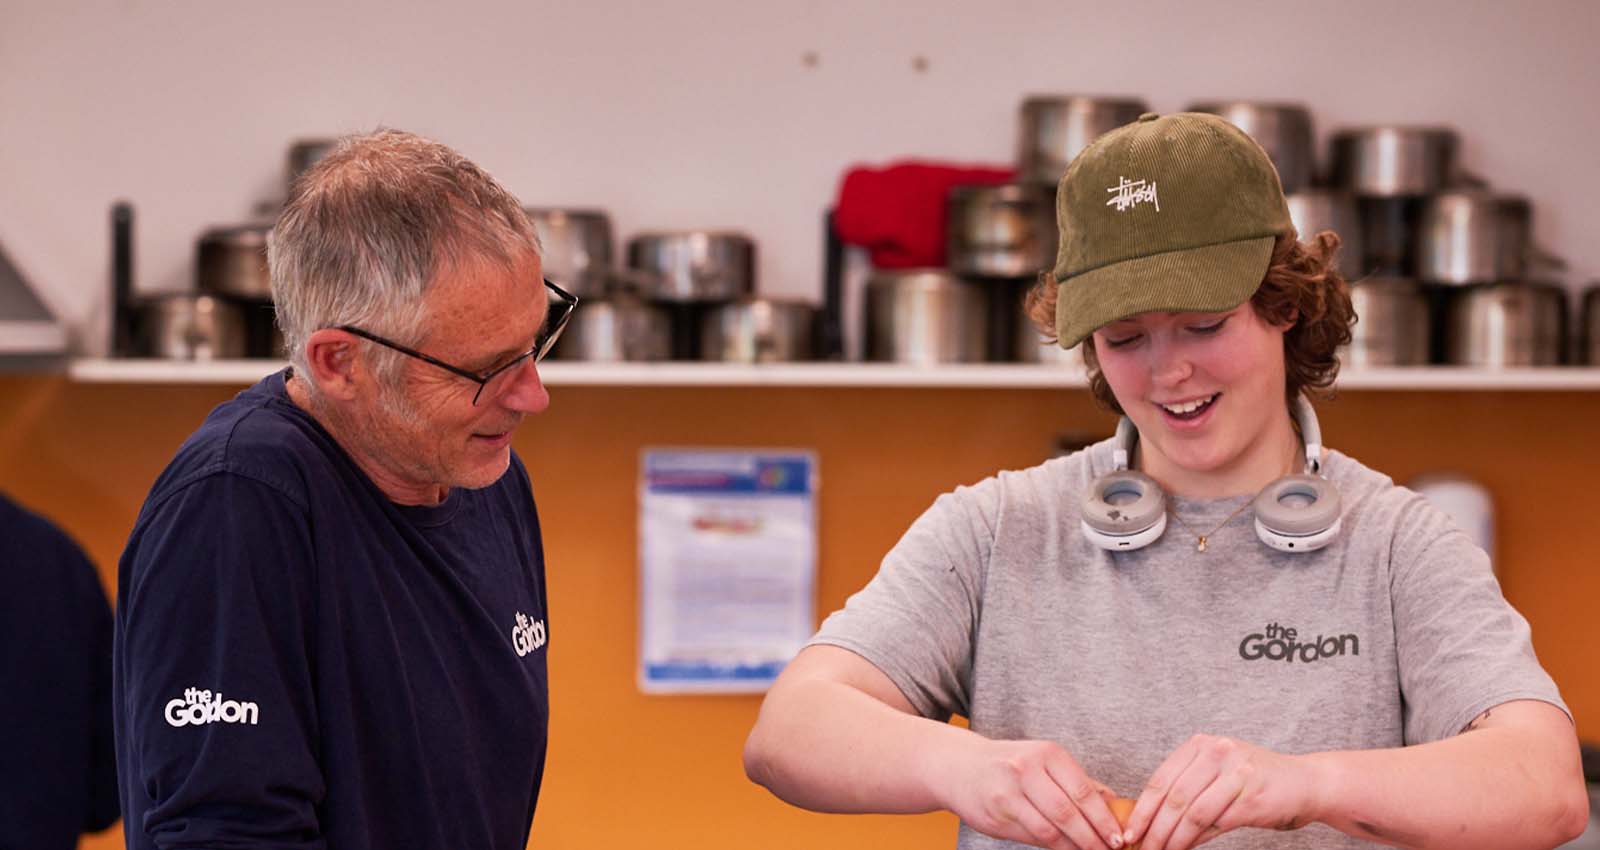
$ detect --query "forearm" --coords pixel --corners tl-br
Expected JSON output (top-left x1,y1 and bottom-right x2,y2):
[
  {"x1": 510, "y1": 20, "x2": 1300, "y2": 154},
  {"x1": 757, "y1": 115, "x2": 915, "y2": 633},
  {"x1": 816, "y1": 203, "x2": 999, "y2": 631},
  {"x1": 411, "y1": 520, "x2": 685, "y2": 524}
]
[
  {"x1": 743, "y1": 675, "x2": 976, "y2": 814},
  {"x1": 1305, "y1": 710, "x2": 1586, "y2": 849}
]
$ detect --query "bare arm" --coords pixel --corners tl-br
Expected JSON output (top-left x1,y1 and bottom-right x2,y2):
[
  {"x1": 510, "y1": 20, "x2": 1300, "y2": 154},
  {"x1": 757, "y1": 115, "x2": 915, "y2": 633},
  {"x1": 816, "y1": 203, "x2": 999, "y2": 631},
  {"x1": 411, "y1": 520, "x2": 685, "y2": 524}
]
[
  {"x1": 744, "y1": 645, "x2": 1128, "y2": 850},
  {"x1": 743, "y1": 644, "x2": 964, "y2": 813},
  {"x1": 1122, "y1": 700, "x2": 1588, "y2": 850},
  {"x1": 1306, "y1": 700, "x2": 1587, "y2": 850}
]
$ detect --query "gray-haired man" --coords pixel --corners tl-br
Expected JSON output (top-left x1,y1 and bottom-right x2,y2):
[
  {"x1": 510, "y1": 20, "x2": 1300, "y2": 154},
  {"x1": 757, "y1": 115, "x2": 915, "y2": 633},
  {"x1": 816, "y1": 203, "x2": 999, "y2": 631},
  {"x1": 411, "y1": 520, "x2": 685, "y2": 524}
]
[{"x1": 113, "y1": 129, "x2": 575, "y2": 849}]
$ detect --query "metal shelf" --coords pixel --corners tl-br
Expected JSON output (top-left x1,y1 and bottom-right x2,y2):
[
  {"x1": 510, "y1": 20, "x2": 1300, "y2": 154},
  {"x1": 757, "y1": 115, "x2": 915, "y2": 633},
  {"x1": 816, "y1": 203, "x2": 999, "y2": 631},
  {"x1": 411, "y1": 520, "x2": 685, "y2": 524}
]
[{"x1": 63, "y1": 358, "x2": 1600, "y2": 390}]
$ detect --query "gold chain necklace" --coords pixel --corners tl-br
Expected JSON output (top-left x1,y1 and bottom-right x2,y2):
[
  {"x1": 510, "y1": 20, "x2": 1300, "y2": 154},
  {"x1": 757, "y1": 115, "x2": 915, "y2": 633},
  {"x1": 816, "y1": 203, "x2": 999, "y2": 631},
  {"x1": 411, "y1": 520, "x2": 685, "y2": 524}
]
[{"x1": 1168, "y1": 499, "x2": 1254, "y2": 553}]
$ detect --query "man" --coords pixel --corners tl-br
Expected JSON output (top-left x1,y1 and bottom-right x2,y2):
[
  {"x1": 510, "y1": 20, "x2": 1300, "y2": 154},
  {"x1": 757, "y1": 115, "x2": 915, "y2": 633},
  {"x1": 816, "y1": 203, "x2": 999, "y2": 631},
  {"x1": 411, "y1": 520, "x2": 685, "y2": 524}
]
[
  {"x1": 113, "y1": 129, "x2": 576, "y2": 849},
  {"x1": 0, "y1": 492, "x2": 120, "y2": 848}
]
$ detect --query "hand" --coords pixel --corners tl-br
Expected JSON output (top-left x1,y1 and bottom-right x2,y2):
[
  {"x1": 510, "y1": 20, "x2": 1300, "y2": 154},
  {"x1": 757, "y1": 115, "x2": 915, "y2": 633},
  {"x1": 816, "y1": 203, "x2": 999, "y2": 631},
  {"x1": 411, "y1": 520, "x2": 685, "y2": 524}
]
[
  {"x1": 1123, "y1": 734, "x2": 1319, "y2": 850},
  {"x1": 937, "y1": 737, "x2": 1128, "y2": 850}
]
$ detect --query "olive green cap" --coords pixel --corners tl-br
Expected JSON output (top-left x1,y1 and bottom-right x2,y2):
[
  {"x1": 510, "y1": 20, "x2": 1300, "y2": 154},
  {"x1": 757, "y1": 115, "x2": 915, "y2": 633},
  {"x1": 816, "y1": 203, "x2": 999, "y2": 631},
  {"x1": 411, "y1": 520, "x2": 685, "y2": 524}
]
[{"x1": 1053, "y1": 111, "x2": 1292, "y2": 349}]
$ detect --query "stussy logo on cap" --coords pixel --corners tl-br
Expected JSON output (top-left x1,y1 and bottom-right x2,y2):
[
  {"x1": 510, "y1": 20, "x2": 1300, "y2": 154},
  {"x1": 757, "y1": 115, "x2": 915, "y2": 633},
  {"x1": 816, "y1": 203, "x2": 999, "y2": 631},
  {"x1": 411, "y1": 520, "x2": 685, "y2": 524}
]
[{"x1": 1106, "y1": 176, "x2": 1160, "y2": 212}]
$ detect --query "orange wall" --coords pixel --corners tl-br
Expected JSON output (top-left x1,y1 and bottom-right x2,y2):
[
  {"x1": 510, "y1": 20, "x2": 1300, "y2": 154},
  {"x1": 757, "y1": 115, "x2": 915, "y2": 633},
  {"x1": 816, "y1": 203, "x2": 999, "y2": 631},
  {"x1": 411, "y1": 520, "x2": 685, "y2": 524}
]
[{"x1": 2, "y1": 374, "x2": 1596, "y2": 849}]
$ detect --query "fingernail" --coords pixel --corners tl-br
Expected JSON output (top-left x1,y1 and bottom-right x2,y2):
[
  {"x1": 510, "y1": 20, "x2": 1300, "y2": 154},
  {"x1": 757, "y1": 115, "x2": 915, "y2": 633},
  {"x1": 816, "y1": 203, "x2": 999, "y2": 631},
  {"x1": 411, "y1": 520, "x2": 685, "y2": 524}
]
[{"x1": 1109, "y1": 835, "x2": 1123, "y2": 849}]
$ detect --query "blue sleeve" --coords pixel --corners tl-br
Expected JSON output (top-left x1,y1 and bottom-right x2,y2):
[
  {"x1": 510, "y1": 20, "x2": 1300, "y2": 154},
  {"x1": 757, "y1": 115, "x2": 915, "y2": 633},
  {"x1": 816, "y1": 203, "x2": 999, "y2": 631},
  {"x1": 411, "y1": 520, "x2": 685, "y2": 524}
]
[{"x1": 119, "y1": 472, "x2": 326, "y2": 848}]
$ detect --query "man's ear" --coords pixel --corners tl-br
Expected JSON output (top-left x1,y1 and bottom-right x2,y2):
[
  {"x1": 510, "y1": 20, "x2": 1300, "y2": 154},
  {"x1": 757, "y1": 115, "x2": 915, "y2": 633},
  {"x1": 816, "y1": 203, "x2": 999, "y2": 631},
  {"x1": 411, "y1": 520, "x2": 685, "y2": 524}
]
[{"x1": 300, "y1": 329, "x2": 362, "y2": 401}]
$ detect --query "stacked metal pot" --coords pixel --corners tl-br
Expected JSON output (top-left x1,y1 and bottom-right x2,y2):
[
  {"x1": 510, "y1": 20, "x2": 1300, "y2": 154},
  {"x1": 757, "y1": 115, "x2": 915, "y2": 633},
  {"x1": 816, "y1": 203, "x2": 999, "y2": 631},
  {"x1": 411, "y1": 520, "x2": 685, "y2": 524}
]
[
  {"x1": 1326, "y1": 125, "x2": 1570, "y2": 366},
  {"x1": 543, "y1": 220, "x2": 818, "y2": 363}
]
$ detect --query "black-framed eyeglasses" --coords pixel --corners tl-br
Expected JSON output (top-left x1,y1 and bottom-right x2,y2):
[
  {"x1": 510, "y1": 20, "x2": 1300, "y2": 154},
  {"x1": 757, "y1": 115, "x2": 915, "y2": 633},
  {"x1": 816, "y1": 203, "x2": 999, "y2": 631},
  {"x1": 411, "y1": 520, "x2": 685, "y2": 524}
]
[{"x1": 336, "y1": 278, "x2": 578, "y2": 405}]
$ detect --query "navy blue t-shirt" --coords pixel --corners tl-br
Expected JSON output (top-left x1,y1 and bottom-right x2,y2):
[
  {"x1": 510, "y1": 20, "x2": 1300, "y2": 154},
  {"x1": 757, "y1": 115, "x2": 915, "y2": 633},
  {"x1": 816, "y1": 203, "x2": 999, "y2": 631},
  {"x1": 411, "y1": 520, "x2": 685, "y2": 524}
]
[
  {"x1": 0, "y1": 493, "x2": 120, "y2": 849},
  {"x1": 113, "y1": 370, "x2": 550, "y2": 849}
]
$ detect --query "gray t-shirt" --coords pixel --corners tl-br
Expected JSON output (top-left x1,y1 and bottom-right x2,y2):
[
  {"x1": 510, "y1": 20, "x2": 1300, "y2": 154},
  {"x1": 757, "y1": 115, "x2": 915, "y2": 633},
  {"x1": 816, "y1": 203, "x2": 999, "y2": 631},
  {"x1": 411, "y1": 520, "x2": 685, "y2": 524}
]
[{"x1": 811, "y1": 437, "x2": 1566, "y2": 850}]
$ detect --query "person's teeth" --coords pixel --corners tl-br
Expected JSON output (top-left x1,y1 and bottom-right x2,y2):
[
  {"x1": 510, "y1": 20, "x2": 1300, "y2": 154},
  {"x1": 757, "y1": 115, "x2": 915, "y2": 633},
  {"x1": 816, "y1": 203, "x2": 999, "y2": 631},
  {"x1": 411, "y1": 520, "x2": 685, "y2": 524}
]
[{"x1": 1162, "y1": 394, "x2": 1215, "y2": 415}]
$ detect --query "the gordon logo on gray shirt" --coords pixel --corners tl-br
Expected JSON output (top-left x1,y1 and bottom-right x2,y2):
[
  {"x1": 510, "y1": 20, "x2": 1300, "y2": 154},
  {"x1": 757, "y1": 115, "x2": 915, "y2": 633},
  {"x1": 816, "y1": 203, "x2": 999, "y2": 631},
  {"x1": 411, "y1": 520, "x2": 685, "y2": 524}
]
[{"x1": 1238, "y1": 622, "x2": 1360, "y2": 664}]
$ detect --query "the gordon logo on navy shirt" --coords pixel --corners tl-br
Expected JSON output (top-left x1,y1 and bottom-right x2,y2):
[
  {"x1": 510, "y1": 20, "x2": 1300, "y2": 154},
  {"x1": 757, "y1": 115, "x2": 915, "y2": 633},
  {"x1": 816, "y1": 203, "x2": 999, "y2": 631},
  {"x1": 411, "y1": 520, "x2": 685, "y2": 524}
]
[
  {"x1": 511, "y1": 612, "x2": 547, "y2": 657},
  {"x1": 164, "y1": 687, "x2": 260, "y2": 727}
]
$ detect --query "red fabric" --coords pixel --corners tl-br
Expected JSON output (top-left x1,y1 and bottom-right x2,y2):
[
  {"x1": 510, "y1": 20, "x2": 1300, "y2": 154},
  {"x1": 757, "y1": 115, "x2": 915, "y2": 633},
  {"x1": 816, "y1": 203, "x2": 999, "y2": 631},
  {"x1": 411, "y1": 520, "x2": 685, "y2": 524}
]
[{"x1": 834, "y1": 161, "x2": 1015, "y2": 269}]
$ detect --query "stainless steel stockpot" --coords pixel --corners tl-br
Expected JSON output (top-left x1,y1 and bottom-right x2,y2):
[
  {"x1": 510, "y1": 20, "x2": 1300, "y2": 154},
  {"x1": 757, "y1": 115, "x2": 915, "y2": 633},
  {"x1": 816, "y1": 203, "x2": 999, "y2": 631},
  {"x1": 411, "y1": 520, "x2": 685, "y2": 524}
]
[
  {"x1": 1017, "y1": 96, "x2": 1149, "y2": 185},
  {"x1": 699, "y1": 298, "x2": 817, "y2": 363},
  {"x1": 864, "y1": 270, "x2": 987, "y2": 364}
]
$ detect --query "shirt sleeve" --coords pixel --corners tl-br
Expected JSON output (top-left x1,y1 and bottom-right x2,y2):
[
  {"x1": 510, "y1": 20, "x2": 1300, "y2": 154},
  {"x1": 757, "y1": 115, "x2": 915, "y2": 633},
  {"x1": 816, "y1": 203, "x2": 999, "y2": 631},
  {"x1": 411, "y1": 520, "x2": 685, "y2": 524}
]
[
  {"x1": 809, "y1": 483, "x2": 994, "y2": 719},
  {"x1": 1389, "y1": 491, "x2": 1567, "y2": 745},
  {"x1": 119, "y1": 472, "x2": 327, "y2": 848}
]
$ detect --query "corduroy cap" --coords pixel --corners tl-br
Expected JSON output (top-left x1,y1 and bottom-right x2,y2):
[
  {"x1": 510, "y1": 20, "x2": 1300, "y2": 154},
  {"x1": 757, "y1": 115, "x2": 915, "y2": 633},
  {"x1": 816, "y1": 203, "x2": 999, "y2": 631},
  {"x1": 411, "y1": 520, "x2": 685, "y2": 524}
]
[{"x1": 1053, "y1": 111, "x2": 1292, "y2": 349}]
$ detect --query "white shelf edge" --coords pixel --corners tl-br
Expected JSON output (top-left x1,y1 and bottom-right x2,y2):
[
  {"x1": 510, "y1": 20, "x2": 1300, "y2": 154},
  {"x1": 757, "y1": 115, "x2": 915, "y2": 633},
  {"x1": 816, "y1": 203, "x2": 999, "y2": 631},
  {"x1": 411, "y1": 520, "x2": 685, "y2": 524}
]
[{"x1": 62, "y1": 359, "x2": 1600, "y2": 391}]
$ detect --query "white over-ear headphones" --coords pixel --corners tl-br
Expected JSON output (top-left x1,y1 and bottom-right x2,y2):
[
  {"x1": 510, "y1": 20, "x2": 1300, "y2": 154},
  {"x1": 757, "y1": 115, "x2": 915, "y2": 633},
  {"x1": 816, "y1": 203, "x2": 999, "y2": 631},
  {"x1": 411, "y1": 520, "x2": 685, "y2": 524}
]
[{"x1": 1080, "y1": 394, "x2": 1343, "y2": 554}]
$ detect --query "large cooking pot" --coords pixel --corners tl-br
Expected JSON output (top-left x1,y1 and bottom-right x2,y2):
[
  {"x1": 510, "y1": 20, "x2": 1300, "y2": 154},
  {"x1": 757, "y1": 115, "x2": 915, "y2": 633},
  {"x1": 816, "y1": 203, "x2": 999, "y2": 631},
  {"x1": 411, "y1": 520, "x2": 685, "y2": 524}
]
[
  {"x1": 1017, "y1": 96, "x2": 1148, "y2": 185},
  {"x1": 1418, "y1": 190, "x2": 1531, "y2": 285},
  {"x1": 1285, "y1": 189, "x2": 1365, "y2": 277},
  {"x1": 946, "y1": 183, "x2": 1057, "y2": 279},
  {"x1": 196, "y1": 223, "x2": 272, "y2": 299},
  {"x1": 1344, "y1": 277, "x2": 1430, "y2": 367},
  {"x1": 132, "y1": 293, "x2": 249, "y2": 360},
  {"x1": 1443, "y1": 281, "x2": 1567, "y2": 367},
  {"x1": 1580, "y1": 285, "x2": 1600, "y2": 365},
  {"x1": 626, "y1": 231, "x2": 755, "y2": 302},
  {"x1": 865, "y1": 270, "x2": 987, "y2": 364},
  {"x1": 523, "y1": 208, "x2": 614, "y2": 297},
  {"x1": 1188, "y1": 102, "x2": 1314, "y2": 193},
  {"x1": 699, "y1": 297, "x2": 817, "y2": 363},
  {"x1": 552, "y1": 294, "x2": 671, "y2": 362},
  {"x1": 1329, "y1": 127, "x2": 1459, "y2": 196}
]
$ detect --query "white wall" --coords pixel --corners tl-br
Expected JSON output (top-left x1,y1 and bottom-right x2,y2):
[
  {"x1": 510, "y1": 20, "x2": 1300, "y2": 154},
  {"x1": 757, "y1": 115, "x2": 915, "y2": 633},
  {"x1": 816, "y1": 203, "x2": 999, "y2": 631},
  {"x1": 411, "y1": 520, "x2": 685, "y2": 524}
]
[{"x1": 3, "y1": 0, "x2": 1597, "y2": 354}]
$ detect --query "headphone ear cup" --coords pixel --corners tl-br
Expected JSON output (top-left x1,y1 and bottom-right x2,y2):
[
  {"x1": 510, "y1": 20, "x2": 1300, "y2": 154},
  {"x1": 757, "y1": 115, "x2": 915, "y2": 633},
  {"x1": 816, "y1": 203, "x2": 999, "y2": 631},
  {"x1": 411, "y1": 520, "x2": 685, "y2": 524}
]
[
  {"x1": 1252, "y1": 474, "x2": 1342, "y2": 552},
  {"x1": 1081, "y1": 470, "x2": 1167, "y2": 551}
]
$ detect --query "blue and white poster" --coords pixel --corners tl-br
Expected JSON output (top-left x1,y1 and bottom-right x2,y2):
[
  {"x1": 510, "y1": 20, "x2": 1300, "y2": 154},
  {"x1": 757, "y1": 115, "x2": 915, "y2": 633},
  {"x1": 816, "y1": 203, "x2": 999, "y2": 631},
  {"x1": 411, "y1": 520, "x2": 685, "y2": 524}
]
[{"x1": 639, "y1": 449, "x2": 818, "y2": 694}]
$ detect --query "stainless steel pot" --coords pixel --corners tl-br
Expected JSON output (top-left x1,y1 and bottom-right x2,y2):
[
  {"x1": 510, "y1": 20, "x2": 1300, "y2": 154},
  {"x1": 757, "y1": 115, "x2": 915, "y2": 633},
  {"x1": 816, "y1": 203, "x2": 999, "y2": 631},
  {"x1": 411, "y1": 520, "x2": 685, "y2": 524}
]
[
  {"x1": 1188, "y1": 102, "x2": 1314, "y2": 193},
  {"x1": 196, "y1": 223, "x2": 272, "y2": 299},
  {"x1": 523, "y1": 208, "x2": 614, "y2": 297},
  {"x1": 1285, "y1": 189, "x2": 1365, "y2": 277},
  {"x1": 1344, "y1": 277, "x2": 1430, "y2": 367},
  {"x1": 1329, "y1": 127, "x2": 1459, "y2": 196},
  {"x1": 1419, "y1": 190, "x2": 1531, "y2": 285},
  {"x1": 1580, "y1": 285, "x2": 1599, "y2": 365},
  {"x1": 699, "y1": 297, "x2": 817, "y2": 362},
  {"x1": 133, "y1": 294, "x2": 249, "y2": 360},
  {"x1": 865, "y1": 270, "x2": 987, "y2": 363},
  {"x1": 1017, "y1": 96, "x2": 1148, "y2": 185},
  {"x1": 946, "y1": 183, "x2": 1057, "y2": 279},
  {"x1": 1443, "y1": 282, "x2": 1567, "y2": 367},
  {"x1": 626, "y1": 231, "x2": 755, "y2": 302},
  {"x1": 551, "y1": 294, "x2": 671, "y2": 361}
]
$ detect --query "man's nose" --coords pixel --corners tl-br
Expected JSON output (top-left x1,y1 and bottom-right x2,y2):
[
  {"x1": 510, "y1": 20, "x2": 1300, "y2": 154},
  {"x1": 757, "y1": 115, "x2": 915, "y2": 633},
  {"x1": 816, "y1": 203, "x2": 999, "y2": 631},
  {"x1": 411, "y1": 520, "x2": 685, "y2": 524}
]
[{"x1": 499, "y1": 358, "x2": 551, "y2": 414}]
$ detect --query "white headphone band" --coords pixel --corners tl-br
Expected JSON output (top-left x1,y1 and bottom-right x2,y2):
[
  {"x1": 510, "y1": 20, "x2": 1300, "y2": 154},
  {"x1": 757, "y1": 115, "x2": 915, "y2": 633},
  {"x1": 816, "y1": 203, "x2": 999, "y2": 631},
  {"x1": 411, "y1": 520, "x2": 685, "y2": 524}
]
[{"x1": 1084, "y1": 394, "x2": 1340, "y2": 554}]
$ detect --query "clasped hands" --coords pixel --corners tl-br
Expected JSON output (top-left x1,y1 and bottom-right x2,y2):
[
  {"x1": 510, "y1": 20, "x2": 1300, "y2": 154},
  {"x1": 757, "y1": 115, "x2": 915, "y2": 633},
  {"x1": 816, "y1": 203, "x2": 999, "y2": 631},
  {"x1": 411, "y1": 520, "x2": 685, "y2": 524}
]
[{"x1": 942, "y1": 733, "x2": 1317, "y2": 850}]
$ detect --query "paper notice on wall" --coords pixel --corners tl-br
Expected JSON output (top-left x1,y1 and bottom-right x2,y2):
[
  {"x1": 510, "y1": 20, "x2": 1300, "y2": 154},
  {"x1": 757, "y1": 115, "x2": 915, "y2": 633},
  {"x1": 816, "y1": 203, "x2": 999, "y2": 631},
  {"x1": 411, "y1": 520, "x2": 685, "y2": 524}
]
[{"x1": 639, "y1": 449, "x2": 817, "y2": 694}]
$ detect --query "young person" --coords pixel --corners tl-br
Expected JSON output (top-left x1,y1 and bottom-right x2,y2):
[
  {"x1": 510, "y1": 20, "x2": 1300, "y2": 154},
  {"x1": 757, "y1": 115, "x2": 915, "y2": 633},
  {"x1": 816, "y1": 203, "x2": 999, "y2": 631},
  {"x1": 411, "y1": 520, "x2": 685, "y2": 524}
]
[{"x1": 744, "y1": 112, "x2": 1585, "y2": 850}]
